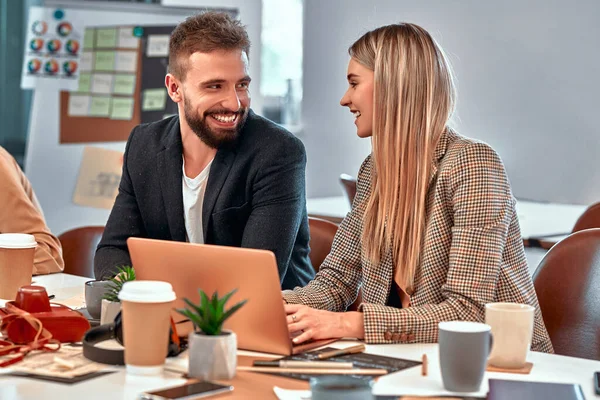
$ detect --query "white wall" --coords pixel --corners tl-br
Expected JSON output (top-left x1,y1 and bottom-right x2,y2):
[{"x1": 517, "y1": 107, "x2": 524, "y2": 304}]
[
  {"x1": 26, "y1": 0, "x2": 261, "y2": 236},
  {"x1": 302, "y1": 0, "x2": 600, "y2": 205}
]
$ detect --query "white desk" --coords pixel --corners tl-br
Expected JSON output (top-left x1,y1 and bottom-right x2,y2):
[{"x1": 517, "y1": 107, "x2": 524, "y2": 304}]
[
  {"x1": 2, "y1": 273, "x2": 600, "y2": 399},
  {"x1": 307, "y1": 196, "x2": 587, "y2": 241}
]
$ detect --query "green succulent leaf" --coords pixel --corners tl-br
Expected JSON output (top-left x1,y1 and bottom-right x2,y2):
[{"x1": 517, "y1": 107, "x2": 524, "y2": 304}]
[
  {"x1": 180, "y1": 288, "x2": 246, "y2": 335},
  {"x1": 101, "y1": 265, "x2": 136, "y2": 302}
]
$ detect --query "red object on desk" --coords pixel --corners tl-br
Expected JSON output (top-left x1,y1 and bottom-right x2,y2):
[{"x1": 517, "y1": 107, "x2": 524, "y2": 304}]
[{"x1": 0, "y1": 285, "x2": 90, "y2": 344}]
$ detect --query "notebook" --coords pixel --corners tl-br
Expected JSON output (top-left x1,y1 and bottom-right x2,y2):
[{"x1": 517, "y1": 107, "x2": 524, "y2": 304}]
[{"x1": 488, "y1": 379, "x2": 585, "y2": 400}]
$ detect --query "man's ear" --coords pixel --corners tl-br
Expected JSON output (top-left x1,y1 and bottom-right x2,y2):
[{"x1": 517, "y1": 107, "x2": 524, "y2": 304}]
[{"x1": 165, "y1": 74, "x2": 182, "y2": 103}]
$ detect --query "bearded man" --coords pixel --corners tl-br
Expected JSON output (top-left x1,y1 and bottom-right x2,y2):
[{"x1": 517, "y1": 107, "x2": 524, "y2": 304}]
[{"x1": 94, "y1": 12, "x2": 313, "y2": 289}]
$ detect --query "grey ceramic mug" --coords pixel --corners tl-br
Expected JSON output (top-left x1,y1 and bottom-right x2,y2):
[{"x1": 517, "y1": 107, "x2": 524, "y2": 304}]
[
  {"x1": 438, "y1": 321, "x2": 493, "y2": 392},
  {"x1": 84, "y1": 280, "x2": 112, "y2": 319},
  {"x1": 310, "y1": 376, "x2": 374, "y2": 400}
]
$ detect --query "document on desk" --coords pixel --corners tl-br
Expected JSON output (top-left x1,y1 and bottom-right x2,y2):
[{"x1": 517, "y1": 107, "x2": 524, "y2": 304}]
[
  {"x1": 262, "y1": 346, "x2": 420, "y2": 381},
  {"x1": 3, "y1": 345, "x2": 113, "y2": 381}
]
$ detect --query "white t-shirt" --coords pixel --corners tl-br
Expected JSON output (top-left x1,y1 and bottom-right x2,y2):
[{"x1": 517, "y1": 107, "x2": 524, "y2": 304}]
[{"x1": 182, "y1": 157, "x2": 213, "y2": 244}]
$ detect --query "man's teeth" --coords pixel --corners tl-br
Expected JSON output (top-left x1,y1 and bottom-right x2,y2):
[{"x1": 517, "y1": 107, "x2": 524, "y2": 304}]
[
  {"x1": 212, "y1": 114, "x2": 237, "y2": 123},
  {"x1": 353, "y1": 111, "x2": 361, "y2": 118}
]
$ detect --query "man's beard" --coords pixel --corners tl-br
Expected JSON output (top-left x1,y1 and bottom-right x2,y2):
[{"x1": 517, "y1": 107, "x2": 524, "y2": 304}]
[{"x1": 184, "y1": 101, "x2": 249, "y2": 149}]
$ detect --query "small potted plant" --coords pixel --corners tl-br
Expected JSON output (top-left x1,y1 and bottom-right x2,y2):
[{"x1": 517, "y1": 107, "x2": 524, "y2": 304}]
[
  {"x1": 177, "y1": 288, "x2": 247, "y2": 380},
  {"x1": 101, "y1": 265, "x2": 135, "y2": 324}
]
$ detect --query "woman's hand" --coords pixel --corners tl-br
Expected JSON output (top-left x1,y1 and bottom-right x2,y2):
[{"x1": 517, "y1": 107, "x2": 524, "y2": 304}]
[{"x1": 285, "y1": 304, "x2": 364, "y2": 344}]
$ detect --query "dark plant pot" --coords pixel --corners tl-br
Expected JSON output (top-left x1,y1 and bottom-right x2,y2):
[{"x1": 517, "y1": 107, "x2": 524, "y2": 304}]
[{"x1": 188, "y1": 330, "x2": 237, "y2": 380}]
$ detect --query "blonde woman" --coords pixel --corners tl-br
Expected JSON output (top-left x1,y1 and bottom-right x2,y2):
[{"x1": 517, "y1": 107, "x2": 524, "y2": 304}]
[{"x1": 284, "y1": 23, "x2": 553, "y2": 353}]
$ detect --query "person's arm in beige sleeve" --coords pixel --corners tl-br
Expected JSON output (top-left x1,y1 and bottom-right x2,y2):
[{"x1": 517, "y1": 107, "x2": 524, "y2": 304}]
[{"x1": 0, "y1": 149, "x2": 64, "y2": 275}]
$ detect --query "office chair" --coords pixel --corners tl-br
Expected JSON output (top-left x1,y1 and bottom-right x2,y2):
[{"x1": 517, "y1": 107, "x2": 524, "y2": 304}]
[
  {"x1": 308, "y1": 217, "x2": 361, "y2": 311},
  {"x1": 339, "y1": 173, "x2": 357, "y2": 207},
  {"x1": 532, "y1": 228, "x2": 600, "y2": 360},
  {"x1": 58, "y1": 226, "x2": 104, "y2": 278}
]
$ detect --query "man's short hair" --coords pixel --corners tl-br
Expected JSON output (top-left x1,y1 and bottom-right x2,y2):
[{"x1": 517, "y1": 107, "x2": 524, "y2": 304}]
[{"x1": 168, "y1": 11, "x2": 251, "y2": 80}]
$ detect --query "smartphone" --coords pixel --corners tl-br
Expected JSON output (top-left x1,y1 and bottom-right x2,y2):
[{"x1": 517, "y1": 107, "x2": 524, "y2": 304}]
[
  {"x1": 140, "y1": 381, "x2": 233, "y2": 400},
  {"x1": 595, "y1": 371, "x2": 600, "y2": 395}
]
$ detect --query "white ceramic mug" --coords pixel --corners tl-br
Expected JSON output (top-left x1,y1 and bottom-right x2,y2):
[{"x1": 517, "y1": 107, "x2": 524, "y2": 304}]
[{"x1": 485, "y1": 302, "x2": 534, "y2": 368}]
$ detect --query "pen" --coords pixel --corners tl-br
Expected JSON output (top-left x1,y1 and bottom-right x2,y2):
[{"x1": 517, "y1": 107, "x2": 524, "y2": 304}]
[
  {"x1": 317, "y1": 344, "x2": 366, "y2": 360},
  {"x1": 253, "y1": 360, "x2": 354, "y2": 369}
]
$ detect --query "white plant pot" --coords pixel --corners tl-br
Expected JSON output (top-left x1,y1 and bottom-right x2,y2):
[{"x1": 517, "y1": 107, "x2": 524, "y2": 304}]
[
  {"x1": 100, "y1": 299, "x2": 121, "y2": 325},
  {"x1": 188, "y1": 330, "x2": 237, "y2": 380}
]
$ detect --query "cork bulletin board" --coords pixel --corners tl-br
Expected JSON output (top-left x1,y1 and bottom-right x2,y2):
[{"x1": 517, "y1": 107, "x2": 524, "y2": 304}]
[{"x1": 60, "y1": 26, "x2": 142, "y2": 143}]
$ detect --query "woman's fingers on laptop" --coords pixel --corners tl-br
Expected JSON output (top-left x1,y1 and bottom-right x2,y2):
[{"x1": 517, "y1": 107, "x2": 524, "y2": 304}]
[
  {"x1": 286, "y1": 307, "x2": 344, "y2": 344},
  {"x1": 284, "y1": 304, "x2": 303, "y2": 314}
]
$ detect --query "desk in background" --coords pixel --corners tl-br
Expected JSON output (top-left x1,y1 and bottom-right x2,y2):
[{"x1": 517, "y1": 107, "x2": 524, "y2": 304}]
[{"x1": 307, "y1": 196, "x2": 587, "y2": 247}]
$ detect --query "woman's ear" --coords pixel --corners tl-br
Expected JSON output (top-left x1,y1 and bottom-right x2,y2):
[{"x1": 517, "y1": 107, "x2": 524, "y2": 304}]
[{"x1": 165, "y1": 74, "x2": 182, "y2": 103}]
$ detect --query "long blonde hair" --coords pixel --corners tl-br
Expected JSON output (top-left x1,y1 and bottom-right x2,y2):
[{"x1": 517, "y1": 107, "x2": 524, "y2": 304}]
[{"x1": 350, "y1": 23, "x2": 456, "y2": 291}]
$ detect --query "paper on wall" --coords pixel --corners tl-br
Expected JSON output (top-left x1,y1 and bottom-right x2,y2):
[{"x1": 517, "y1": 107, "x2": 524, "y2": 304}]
[
  {"x1": 93, "y1": 51, "x2": 116, "y2": 72},
  {"x1": 89, "y1": 96, "x2": 111, "y2": 117},
  {"x1": 73, "y1": 146, "x2": 123, "y2": 210},
  {"x1": 115, "y1": 50, "x2": 137, "y2": 73},
  {"x1": 110, "y1": 97, "x2": 134, "y2": 120},
  {"x1": 79, "y1": 51, "x2": 93, "y2": 72},
  {"x1": 75, "y1": 72, "x2": 91, "y2": 93},
  {"x1": 117, "y1": 27, "x2": 139, "y2": 49},
  {"x1": 21, "y1": 6, "x2": 84, "y2": 90},
  {"x1": 142, "y1": 88, "x2": 167, "y2": 111},
  {"x1": 112, "y1": 74, "x2": 136, "y2": 95},
  {"x1": 95, "y1": 27, "x2": 118, "y2": 48},
  {"x1": 68, "y1": 94, "x2": 90, "y2": 117},
  {"x1": 90, "y1": 73, "x2": 114, "y2": 94},
  {"x1": 146, "y1": 34, "x2": 169, "y2": 57}
]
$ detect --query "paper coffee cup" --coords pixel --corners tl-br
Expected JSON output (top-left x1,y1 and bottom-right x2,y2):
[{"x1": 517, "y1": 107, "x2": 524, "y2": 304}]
[
  {"x1": 119, "y1": 281, "x2": 176, "y2": 375},
  {"x1": 0, "y1": 234, "x2": 37, "y2": 300}
]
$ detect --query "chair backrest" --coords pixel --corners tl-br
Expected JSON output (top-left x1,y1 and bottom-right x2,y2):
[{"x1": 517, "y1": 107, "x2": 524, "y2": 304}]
[
  {"x1": 572, "y1": 202, "x2": 600, "y2": 233},
  {"x1": 58, "y1": 226, "x2": 104, "y2": 278},
  {"x1": 532, "y1": 228, "x2": 600, "y2": 360},
  {"x1": 307, "y1": 216, "x2": 361, "y2": 311},
  {"x1": 339, "y1": 173, "x2": 357, "y2": 207},
  {"x1": 308, "y1": 217, "x2": 338, "y2": 273}
]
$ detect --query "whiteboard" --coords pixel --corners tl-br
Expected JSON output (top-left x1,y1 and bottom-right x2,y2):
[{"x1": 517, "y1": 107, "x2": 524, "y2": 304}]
[{"x1": 24, "y1": 1, "x2": 243, "y2": 235}]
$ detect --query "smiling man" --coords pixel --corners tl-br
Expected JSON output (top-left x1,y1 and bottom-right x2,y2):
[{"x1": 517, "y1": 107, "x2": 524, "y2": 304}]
[{"x1": 94, "y1": 12, "x2": 314, "y2": 289}]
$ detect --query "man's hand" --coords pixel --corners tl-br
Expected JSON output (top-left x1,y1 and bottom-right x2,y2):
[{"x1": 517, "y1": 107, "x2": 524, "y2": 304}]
[{"x1": 285, "y1": 304, "x2": 364, "y2": 344}]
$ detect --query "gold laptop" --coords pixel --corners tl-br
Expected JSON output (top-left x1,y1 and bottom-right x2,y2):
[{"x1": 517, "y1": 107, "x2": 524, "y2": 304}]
[{"x1": 127, "y1": 237, "x2": 334, "y2": 355}]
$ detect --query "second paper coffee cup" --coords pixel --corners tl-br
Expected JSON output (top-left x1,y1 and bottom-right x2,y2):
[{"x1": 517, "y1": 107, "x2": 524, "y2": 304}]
[{"x1": 118, "y1": 280, "x2": 176, "y2": 375}]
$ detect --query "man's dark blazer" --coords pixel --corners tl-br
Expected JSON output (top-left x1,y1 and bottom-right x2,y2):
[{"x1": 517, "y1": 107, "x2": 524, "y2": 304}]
[{"x1": 94, "y1": 110, "x2": 315, "y2": 289}]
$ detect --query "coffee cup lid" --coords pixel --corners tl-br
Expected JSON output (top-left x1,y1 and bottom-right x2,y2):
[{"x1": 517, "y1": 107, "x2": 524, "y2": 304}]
[
  {"x1": 0, "y1": 233, "x2": 37, "y2": 249},
  {"x1": 118, "y1": 280, "x2": 176, "y2": 303}
]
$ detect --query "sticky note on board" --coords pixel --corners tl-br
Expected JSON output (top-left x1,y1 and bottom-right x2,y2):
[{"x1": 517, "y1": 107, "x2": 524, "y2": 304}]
[
  {"x1": 96, "y1": 28, "x2": 118, "y2": 48},
  {"x1": 142, "y1": 88, "x2": 167, "y2": 111},
  {"x1": 115, "y1": 51, "x2": 137, "y2": 73},
  {"x1": 112, "y1": 74, "x2": 136, "y2": 95},
  {"x1": 94, "y1": 51, "x2": 116, "y2": 72},
  {"x1": 146, "y1": 35, "x2": 169, "y2": 57},
  {"x1": 76, "y1": 73, "x2": 92, "y2": 93},
  {"x1": 89, "y1": 96, "x2": 111, "y2": 117},
  {"x1": 118, "y1": 27, "x2": 139, "y2": 49},
  {"x1": 91, "y1": 73, "x2": 114, "y2": 94},
  {"x1": 68, "y1": 95, "x2": 91, "y2": 117},
  {"x1": 80, "y1": 52, "x2": 94, "y2": 72},
  {"x1": 110, "y1": 97, "x2": 134, "y2": 120},
  {"x1": 83, "y1": 28, "x2": 95, "y2": 50}
]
